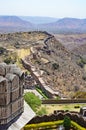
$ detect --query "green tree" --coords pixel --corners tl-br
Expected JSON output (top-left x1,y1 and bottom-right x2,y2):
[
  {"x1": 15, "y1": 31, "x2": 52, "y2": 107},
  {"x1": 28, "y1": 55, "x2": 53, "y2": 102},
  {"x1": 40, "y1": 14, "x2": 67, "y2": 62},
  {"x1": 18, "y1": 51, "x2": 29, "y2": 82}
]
[
  {"x1": 24, "y1": 92, "x2": 42, "y2": 112},
  {"x1": 63, "y1": 116, "x2": 71, "y2": 130}
]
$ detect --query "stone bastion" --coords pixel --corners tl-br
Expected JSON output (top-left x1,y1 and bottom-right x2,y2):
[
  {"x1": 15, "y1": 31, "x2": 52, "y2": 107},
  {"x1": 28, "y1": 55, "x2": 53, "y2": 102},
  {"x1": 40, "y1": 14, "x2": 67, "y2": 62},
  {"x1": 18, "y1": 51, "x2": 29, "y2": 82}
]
[{"x1": 0, "y1": 62, "x2": 24, "y2": 128}]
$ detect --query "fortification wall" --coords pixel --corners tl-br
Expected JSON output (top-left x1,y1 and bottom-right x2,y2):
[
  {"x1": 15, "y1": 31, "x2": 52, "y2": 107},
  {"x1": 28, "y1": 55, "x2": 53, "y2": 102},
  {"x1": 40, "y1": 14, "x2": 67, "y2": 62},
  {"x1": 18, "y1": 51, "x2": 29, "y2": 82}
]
[
  {"x1": 0, "y1": 63, "x2": 24, "y2": 127},
  {"x1": 42, "y1": 99, "x2": 86, "y2": 104},
  {"x1": 22, "y1": 59, "x2": 58, "y2": 98}
]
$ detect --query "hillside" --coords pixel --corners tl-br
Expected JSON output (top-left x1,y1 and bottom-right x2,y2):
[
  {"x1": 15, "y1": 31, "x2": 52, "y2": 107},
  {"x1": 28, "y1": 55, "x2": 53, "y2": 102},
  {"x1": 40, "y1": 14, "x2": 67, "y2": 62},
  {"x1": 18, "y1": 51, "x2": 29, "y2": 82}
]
[
  {"x1": 0, "y1": 31, "x2": 86, "y2": 98},
  {"x1": 54, "y1": 34, "x2": 86, "y2": 52},
  {"x1": 0, "y1": 31, "x2": 48, "y2": 63},
  {"x1": 24, "y1": 32, "x2": 86, "y2": 98}
]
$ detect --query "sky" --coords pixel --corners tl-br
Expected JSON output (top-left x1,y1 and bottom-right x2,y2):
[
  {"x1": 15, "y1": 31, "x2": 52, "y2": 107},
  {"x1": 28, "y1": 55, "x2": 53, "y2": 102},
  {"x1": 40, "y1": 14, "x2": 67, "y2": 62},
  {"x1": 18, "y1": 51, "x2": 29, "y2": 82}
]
[{"x1": 0, "y1": 0, "x2": 86, "y2": 18}]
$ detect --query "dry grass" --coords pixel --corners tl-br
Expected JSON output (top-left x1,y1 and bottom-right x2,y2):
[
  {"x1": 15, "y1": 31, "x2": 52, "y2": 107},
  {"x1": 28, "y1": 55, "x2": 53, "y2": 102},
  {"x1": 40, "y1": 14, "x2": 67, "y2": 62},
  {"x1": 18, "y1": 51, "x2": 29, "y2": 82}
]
[
  {"x1": 17, "y1": 48, "x2": 30, "y2": 59},
  {"x1": 42, "y1": 104, "x2": 86, "y2": 114},
  {"x1": 41, "y1": 58, "x2": 49, "y2": 64}
]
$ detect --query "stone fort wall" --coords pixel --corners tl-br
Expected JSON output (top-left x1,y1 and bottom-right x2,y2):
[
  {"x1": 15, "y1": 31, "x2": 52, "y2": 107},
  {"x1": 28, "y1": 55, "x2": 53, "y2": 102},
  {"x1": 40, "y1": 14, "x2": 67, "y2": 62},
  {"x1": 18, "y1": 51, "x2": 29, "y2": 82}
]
[{"x1": 0, "y1": 63, "x2": 24, "y2": 126}]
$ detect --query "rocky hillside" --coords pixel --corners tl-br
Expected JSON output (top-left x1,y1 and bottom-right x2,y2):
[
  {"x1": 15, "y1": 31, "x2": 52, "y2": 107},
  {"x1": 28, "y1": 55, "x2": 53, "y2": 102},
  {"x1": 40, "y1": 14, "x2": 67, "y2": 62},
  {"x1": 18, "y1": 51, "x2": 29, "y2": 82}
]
[
  {"x1": 0, "y1": 31, "x2": 48, "y2": 49},
  {"x1": 0, "y1": 31, "x2": 49, "y2": 63},
  {"x1": 0, "y1": 31, "x2": 86, "y2": 98},
  {"x1": 25, "y1": 33, "x2": 86, "y2": 98},
  {"x1": 54, "y1": 34, "x2": 86, "y2": 54}
]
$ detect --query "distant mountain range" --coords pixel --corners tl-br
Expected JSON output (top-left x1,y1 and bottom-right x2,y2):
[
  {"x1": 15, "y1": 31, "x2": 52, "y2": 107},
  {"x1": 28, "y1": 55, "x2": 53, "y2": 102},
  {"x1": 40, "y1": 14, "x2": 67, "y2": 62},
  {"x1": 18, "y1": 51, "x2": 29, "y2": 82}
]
[
  {"x1": 0, "y1": 16, "x2": 34, "y2": 33},
  {"x1": 38, "y1": 18, "x2": 86, "y2": 33},
  {"x1": 20, "y1": 16, "x2": 58, "y2": 24},
  {"x1": 0, "y1": 16, "x2": 86, "y2": 33}
]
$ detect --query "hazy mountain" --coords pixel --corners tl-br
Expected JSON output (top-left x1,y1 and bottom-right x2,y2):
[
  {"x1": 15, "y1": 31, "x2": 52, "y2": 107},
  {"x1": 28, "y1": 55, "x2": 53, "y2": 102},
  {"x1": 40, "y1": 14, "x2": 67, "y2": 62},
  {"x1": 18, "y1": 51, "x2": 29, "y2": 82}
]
[
  {"x1": 0, "y1": 16, "x2": 34, "y2": 27},
  {"x1": 0, "y1": 16, "x2": 86, "y2": 33},
  {"x1": 20, "y1": 16, "x2": 58, "y2": 24},
  {"x1": 38, "y1": 18, "x2": 86, "y2": 33},
  {"x1": 0, "y1": 16, "x2": 34, "y2": 33}
]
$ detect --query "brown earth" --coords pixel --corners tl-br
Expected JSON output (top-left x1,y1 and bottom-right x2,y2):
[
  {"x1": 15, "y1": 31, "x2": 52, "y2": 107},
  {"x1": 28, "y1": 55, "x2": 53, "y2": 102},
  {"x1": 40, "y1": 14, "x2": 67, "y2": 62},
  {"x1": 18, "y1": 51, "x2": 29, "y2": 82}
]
[
  {"x1": 0, "y1": 31, "x2": 86, "y2": 98},
  {"x1": 0, "y1": 31, "x2": 48, "y2": 63},
  {"x1": 54, "y1": 34, "x2": 86, "y2": 56},
  {"x1": 25, "y1": 32, "x2": 86, "y2": 98}
]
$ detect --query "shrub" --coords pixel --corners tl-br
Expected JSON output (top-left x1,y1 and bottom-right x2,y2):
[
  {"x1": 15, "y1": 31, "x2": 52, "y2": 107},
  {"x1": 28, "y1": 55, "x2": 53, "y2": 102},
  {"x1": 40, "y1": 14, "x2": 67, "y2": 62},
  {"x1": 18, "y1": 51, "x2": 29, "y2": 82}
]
[
  {"x1": 37, "y1": 107, "x2": 47, "y2": 116},
  {"x1": 0, "y1": 47, "x2": 6, "y2": 55},
  {"x1": 24, "y1": 120, "x2": 86, "y2": 130},
  {"x1": 71, "y1": 121, "x2": 86, "y2": 130},
  {"x1": 4, "y1": 53, "x2": 17, "y2": 64},
  {"x1": 24, "y1": 120, "x2": 63, "y2": 130},
  {"x1": 73, "y1": 91, "x2": 86, "y2": 98},
  {"x1": 74, "y1": 105, "x2": 80, "y2": 109},
  {"x1": 63, "y1": 116, "x2": 71, "y2": 130},
  {"x1": 24, "y1": 92, "x2": 42, "y2": 112},
  {"x1": 4, "y1": 57, "x2": 12, "y2": 64},
  {"x1": 52, "y1": 63, "x2": 59, "y2": 70},
  {"x1": 81, "y1": 57, "x2": 86, "y2": 64},
  {"x1": 77, "y1": 59, "x2": 84, "y2": 68},
  {"x1": 77, "y1": 56, "x2": 86, "y2": 68}
]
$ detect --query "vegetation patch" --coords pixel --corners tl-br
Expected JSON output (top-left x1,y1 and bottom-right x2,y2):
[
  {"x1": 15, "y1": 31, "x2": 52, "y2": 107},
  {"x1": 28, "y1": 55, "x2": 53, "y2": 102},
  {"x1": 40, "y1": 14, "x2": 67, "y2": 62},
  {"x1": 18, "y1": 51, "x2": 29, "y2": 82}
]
[
  {"x1": 71, "y1": 121, "x2": 86, "y2": 130},
  {"x1": 73, "y1": 91, "x2": 86, "y2": 98},
  {"x1": 24, "y1": 92, "x2": 47, "y2": 115},
  {"x1": 0, "y1": 47, "x2": 7, "y2": 55},
  {"x1": 77, "y1": 56, "x2": 86, "y2": 68},
  {"x1": 24, "y1": 92, "x2": 42, "y2": 112},
  {"x1": 24, "y1": 120, "x2": 86, "y2": 130},
  {"x1": 24, "y1": 120, "x2": 63, "y2": 130},
  {"x1": 37, "y1": 107, "x2": 47, "y2": 116},
  {"x1": 17, "y1": 48, "x2": 30, "y2": 59},
  {"x1": 43, "y1": 103, "x2": 86, "y2": 114},
  {"x1": 52, "y1": 63, "x2": 59, "y2": 70},
  {"x1": 4, "y1": 52, "x2": 17, "y2": 64},
  {"x1": 63, "y1": 116, "x2": 71, "y2": 130},
  {"x1": 36, "y1": 87, "x2": 48, "y2": 99}
]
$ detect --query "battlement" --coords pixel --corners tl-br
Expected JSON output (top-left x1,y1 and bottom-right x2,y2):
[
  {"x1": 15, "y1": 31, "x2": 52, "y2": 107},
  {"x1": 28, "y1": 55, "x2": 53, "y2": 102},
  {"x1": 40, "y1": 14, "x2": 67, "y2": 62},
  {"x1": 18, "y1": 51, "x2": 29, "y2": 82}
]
[{"x1": 0, "y1": 63, "x2": 24, "y2": 126}]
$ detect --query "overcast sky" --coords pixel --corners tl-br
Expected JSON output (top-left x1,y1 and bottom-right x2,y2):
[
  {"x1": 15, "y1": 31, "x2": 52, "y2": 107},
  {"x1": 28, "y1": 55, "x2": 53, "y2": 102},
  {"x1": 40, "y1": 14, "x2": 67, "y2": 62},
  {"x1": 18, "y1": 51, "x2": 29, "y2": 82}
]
[{"x1": 0, "y1": 0, "x2": 86, "y2": 18}]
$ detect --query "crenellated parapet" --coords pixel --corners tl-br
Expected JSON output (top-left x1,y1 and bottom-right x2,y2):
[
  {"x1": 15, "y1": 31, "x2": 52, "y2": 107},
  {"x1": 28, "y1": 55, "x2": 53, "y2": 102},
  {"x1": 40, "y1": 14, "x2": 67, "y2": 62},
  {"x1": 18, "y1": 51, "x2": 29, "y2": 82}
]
[{"x1": 0, "y1": 63, "x2": 24, "y2": 129}]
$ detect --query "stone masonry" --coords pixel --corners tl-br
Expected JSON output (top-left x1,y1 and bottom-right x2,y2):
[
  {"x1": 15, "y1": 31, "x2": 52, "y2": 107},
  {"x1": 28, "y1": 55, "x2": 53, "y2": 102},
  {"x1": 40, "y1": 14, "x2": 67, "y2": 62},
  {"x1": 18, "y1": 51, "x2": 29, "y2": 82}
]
[{"x1": 0, "y1": 63, "x2": 24, "y2": 129}]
